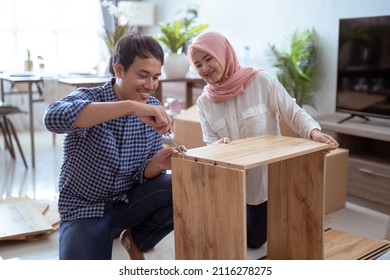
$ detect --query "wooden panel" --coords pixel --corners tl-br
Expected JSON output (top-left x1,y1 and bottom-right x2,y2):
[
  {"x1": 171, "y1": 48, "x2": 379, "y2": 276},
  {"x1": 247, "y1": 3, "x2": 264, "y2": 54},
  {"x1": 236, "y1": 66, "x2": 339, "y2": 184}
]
[
  {"x1": 268, "y1": 151, "x2": 325, "y2": 259},
  {"x1": 0, "y1": 201, "x2": 53, "y2": 240},
  {"x1": 172, "y1": 157, "x2": 246, "y2": 259},
  {"x1": 180, "y1": 135, "x2": 332, "y2": 170},
  {"x1": 324, "y1": 148, "x2": 349, "y2": 214},
  {"x1": 324, "y1": 229, "x2": 390, "y2": 260},
  {"x1": 385, "y1": 217, "x2": 390, "y2": 241},
  {"x1": 267, "y1": 160, "x2": 289, "y2": 258}
]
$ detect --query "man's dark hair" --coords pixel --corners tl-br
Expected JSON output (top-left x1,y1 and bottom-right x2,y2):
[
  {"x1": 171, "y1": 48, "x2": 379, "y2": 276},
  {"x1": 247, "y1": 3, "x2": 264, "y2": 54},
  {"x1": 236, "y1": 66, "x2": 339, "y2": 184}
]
[{"x1": 113, "y1": 32, "x2": 164, "y2": 72}]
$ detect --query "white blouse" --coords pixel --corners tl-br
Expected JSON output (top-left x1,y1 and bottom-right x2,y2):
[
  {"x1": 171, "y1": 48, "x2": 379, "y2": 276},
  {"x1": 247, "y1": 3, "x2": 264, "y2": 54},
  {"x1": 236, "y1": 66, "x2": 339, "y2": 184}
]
[{"x1": 196, "y1": 71, "x2": 321, "y2": 204}]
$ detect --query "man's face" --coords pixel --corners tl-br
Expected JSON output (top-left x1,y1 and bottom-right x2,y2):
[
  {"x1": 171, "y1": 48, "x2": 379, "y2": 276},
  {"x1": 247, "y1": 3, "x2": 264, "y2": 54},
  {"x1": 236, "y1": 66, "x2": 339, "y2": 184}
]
[{"x1": 114, "y1": 56, "x2": 162, "y2": 103}]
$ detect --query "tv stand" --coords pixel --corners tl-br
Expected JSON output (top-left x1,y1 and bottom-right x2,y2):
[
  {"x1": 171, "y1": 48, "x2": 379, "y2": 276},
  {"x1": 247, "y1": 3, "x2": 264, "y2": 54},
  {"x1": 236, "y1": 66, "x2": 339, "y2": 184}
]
[
  {"x1": 337, "y1": 114, "x2": 370, "y2": 124},
  {"x1": 316, "y1": 114, "x2": 390, "y2": 214}
]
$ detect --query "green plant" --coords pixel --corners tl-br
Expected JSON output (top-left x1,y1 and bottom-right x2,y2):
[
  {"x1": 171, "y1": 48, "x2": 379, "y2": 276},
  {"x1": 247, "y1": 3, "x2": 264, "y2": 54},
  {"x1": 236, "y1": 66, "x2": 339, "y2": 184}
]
[
  {"x1": 102, "y1": 24, "x2": 131, "y2": 54},
  {"x1": 101, "y1": 0, "x2": 138, "y2": 55},
  {"x1": 178, "y1": 4, "x2": 202, "y2": 33},
  {"x1": 153, "y1": 5, "x2": 208, "y2": 53},
  {"x1": 26, "y1": 49, "x2": 31, "y2": 60},
  {"x1": 268, "y1": 28, "x2": 320, "y2": 108}
]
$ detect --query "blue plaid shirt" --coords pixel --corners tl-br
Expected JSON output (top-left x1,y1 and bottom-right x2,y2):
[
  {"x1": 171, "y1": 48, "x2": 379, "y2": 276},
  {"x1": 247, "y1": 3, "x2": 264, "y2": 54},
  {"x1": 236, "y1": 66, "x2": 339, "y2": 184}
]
[{"x1": 43, "y1": 79, "x2": 163, "y2": 221}]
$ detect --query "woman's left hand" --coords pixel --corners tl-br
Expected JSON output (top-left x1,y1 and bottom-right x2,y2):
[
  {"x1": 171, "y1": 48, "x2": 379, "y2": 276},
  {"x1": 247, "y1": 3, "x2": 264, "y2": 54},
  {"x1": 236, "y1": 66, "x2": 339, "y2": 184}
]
[
  {"x1": 214, "y1": 137, "x2": 231, "y2": 145},
  {"x1": 310, "y1": 129, "x2": 339, "y2": 153}
]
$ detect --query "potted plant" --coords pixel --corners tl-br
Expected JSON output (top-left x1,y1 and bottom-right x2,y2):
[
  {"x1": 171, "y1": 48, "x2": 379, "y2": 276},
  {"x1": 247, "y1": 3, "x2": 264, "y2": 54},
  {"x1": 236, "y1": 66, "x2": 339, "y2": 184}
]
[
  {"x1": 24, "y1": 49, "x2": 33, "y2": 71},
  {"x1": 101, "y1": 0, "x2": 139, "y2": 75},
  {"x1": 267, "y1": 28, "x2": 320, "y2": 108},
  {"x1": 153, "y1": 5, "x2": 209, "y2": 78},
  {"x1": 37, "y1": 55, "x2": 44, "y2": 70}
]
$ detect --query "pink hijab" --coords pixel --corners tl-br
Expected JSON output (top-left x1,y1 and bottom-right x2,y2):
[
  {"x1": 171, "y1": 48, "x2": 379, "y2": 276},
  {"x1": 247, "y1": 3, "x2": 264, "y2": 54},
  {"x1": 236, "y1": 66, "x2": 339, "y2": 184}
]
[{"x1": 188, "y1": 31, "x2": 260, "y2": 103}]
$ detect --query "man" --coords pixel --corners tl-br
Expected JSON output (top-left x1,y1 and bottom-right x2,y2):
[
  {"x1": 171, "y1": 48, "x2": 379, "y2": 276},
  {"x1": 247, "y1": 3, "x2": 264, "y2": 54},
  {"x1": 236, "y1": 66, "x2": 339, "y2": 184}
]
[{"x1": 44, "y1": 33, "x2": 185, "y2": 260}]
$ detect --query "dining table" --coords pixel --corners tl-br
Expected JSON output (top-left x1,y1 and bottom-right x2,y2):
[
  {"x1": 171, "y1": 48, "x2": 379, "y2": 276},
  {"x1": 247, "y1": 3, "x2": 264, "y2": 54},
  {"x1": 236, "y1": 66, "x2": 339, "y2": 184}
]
[{"x1": 154, "y1": 74, "x2": 205, "y2": 109}]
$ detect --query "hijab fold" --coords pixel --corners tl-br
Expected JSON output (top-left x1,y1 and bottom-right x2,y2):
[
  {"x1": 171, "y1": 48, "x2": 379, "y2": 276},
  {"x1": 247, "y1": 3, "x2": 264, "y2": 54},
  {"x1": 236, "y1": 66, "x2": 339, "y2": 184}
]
[{"x1": 188, "y1": 31, "x2": 260, "y2": 103}]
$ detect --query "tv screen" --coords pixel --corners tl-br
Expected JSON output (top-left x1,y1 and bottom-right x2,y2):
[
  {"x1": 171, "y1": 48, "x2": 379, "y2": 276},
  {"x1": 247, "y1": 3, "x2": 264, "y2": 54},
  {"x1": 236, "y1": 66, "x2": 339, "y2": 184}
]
[{"x1": 336, "y1": 15, "x2": 390, "y2": 123}]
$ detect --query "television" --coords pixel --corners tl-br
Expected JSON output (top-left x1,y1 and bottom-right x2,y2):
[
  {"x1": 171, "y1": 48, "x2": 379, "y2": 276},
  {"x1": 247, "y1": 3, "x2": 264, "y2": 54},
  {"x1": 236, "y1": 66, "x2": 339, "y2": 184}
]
[{"x1": 336, "y1": 15, "x2": 390, "y2": 123}]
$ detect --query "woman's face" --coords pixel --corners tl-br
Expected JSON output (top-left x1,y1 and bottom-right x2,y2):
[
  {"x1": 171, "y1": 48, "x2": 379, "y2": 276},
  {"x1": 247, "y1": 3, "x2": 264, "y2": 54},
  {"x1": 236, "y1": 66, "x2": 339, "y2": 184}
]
[
  {"x1": 191, "y1": 48, "x2": 223, "y2": 85},
  {"x1": 114, "y1": 56, "x2": 161, "y2": 102}
]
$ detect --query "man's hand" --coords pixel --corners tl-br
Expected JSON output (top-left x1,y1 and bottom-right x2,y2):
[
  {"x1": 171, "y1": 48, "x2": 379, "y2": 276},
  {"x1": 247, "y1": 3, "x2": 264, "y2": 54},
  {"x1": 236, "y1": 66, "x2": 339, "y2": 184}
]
[
  {"x1": 135, "y1": 104, "x2": 173, "y2": 134},
  {"x1": 144, "y1": 145, "x2": 187, "y2": 178}
]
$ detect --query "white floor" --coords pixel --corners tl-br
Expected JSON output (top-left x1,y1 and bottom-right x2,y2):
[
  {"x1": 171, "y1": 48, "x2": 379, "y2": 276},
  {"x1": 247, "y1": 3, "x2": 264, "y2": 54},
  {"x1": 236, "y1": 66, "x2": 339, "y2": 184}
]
[{"x1": 0, "y1": 130, "x2": 389, "y2": 260}]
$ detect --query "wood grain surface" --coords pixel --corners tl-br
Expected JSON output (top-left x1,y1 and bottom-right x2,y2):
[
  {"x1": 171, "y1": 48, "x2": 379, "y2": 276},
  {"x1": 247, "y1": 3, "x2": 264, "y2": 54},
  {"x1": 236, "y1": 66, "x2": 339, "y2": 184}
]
[
  {"x1": 172, "y1": 135, "x2": 331, "y2": 259},
  {"x1": 324, "y1": 229, "x2": 390, "y2": 260},
  {"x1": 177, "y1": 135, "x2": 332, "y2": 170},
  {"x1": 172, "y1": 158, "x2": 246, "y2": 259}
]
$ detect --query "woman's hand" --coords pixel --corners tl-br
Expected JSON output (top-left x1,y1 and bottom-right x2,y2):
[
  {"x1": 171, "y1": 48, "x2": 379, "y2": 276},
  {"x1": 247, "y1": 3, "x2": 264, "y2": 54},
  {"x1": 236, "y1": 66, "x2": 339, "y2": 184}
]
[
  {"x1": 310, "y1": 129, "x2": 339, "y2": 153},
  {"x1": 214, "y1": 137, "x2": 231, "y2": 145}
]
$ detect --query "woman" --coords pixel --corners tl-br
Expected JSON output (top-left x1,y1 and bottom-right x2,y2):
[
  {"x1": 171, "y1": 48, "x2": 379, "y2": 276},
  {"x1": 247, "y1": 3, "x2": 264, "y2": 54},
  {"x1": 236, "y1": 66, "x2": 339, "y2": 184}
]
[{"x1": 188, "y1": 31, "x2": 338, "y2": 249}]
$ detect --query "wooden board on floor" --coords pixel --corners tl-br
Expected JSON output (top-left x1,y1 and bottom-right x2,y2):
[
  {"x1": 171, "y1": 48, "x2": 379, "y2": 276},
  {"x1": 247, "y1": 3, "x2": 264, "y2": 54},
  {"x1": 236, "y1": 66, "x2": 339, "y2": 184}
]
[
  {"x1": 324, "y1": 228, "x2": 390, "y2": 260},
  {"x1": 0, "y1": 201, "x2": 53, "y2": 241},
  {"x1": 0, "y1": 196, "x2": 49, "y2": 214}
]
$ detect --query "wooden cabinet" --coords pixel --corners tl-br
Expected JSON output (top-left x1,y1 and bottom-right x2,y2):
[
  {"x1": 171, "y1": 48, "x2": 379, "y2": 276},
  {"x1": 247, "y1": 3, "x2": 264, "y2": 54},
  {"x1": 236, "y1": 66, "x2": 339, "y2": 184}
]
[
  {"x1": 172, "y1": 135, "x2": 332, "y2": 259},
  {"x1": 316, "y1": 114, "x2": 390, "y2": 214}
]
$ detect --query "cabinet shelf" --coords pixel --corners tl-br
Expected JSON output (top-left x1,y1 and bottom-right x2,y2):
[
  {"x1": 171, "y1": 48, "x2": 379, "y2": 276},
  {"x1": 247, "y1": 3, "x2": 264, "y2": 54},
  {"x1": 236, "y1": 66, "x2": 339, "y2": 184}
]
[
  {"x1": 316, "y1": 113, "x2": 390, "y2": 214},
  {"x1": 338, "y1": 67, "x2": 390, "y2": 76}
]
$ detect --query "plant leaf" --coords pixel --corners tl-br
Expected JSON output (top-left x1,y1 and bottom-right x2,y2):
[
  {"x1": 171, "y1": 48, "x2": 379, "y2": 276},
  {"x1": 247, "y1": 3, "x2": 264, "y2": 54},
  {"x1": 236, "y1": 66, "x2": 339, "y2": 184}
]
[{"x1": 267, "y1": 28, "x2": 320, "y2": 108}]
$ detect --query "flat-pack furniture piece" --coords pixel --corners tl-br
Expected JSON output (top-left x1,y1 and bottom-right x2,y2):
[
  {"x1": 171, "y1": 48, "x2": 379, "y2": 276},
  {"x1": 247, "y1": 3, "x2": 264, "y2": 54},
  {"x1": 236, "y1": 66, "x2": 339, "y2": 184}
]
[{"x1": 171, "y1": 135, "x2": 332, "y2": 260}]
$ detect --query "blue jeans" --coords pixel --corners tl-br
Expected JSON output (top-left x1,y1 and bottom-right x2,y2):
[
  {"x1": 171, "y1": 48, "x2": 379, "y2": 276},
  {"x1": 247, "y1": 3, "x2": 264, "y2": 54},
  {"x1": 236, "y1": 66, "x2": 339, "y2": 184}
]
[{"x1": 59, "y1": 173, "x2": 173, "y2": 260}]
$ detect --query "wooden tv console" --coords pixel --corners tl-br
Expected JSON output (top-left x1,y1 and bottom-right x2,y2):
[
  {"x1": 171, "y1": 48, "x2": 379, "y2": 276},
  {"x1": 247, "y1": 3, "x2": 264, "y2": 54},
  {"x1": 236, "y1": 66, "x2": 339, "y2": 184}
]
[{"x1": 316, "y1": 113, "x2": 390, "y2": 214}]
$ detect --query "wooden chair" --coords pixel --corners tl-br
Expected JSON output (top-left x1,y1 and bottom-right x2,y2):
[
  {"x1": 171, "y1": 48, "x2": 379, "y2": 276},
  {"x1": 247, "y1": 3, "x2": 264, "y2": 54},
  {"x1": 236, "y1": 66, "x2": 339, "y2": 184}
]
[{"x1": 0, "y1": 102, "x2": 28, "y2": 168}]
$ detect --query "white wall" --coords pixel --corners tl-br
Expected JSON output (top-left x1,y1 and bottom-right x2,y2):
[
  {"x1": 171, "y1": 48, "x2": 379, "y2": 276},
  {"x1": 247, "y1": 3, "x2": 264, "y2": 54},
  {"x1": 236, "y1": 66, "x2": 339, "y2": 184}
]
[{"x1": 146, "y1": 0, "x2": 390, "y2": 116}]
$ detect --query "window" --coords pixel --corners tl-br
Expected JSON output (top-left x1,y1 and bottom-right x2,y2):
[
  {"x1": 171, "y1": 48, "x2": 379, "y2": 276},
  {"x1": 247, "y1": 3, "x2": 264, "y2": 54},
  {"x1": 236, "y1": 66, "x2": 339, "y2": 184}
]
[{"x1": 0, "y1": 0, "x2": 107, "y2": 74}]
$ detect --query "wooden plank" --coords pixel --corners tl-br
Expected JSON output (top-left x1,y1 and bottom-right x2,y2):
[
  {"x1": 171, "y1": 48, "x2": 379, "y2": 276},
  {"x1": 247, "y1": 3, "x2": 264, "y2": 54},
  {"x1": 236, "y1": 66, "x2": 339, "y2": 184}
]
[
  {"x1": 0, "y1": 201, "x2": 53, "y2": 241},
  {"x1": 0, "y1": 196, "x2": 59, "y2": 227},
  {"x1": 268, "y1": 151, "x2": 325, "y2": 259},
  {"x1": 324, "y1": 229, "x2": 390, "y2": 260},
  {"x1": 267, "y1": 160, "x2": 289, "y2": 258},
  {"x1": 172, "y1": 157, "x2": 246, "y2": 259},
  {"x1": 178, "y1": 135, "x2": 332, "y2": 170},
  {"x1": 0, "y1": 196, "x2": 49, "y2": 214}
]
